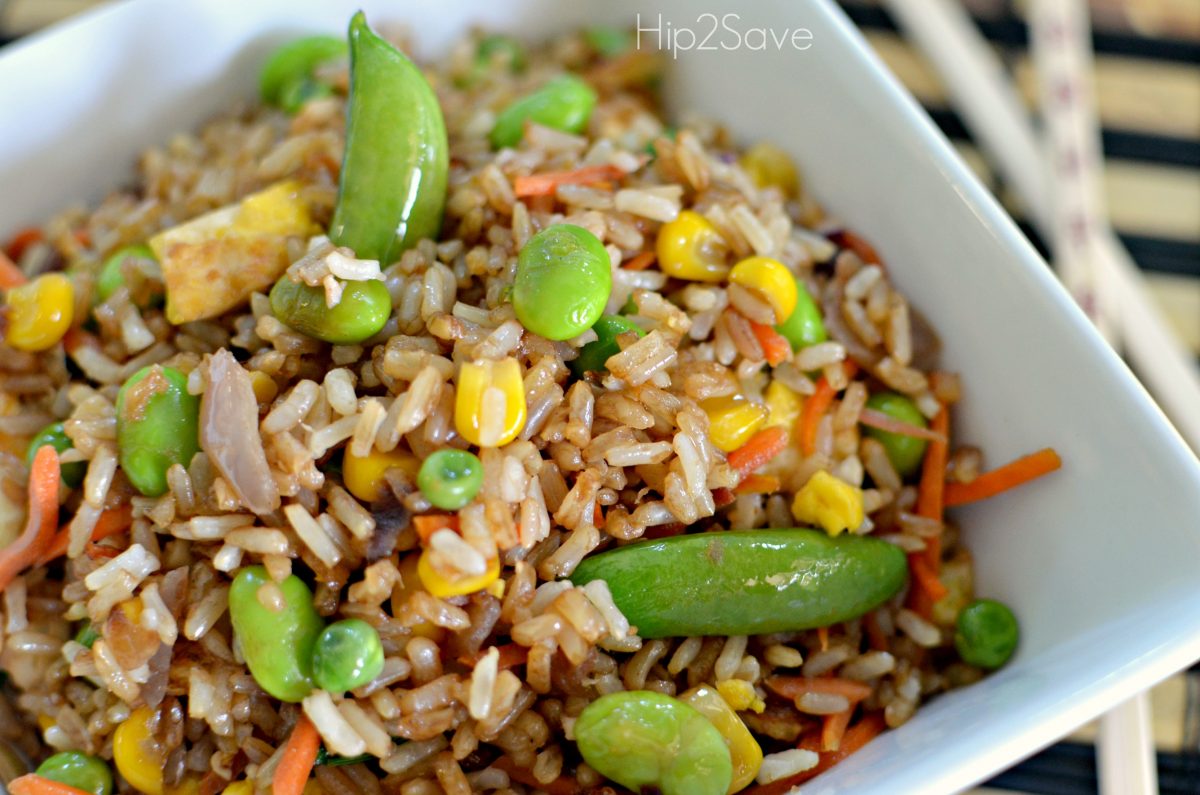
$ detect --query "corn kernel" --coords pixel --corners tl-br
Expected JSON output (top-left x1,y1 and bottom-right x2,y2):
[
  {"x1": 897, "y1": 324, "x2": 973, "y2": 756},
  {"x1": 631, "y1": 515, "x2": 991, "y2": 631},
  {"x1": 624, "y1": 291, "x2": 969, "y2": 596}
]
[
  {"x1": 739, "y1": 142, "x2": 799, "y2": 197},
  {"x1": 37, "y1": 714, "x2": 55, "y2": 732},
  {"x1": 702, "y1": 395, "x2": 769, "y2": 453},
  {"x1": 715, "y1": 679, "x2": 766, "y2": 714},
  {"x1": 656, "y1": 210, "x2": 729, "y2": 282},
  {"x1": 119, "y1": 597, "x2": 144, "y2": 625},
  {"x1": 222, "y1": 783, "x2": 254, "y2": 795},
  {"x1": 791, "y1": 470, "x2": 864, "y2": 536},
  {"x1": 4, "y1": 272, "x2": 74, "y2": 352},
  {"x1": 248, "y1": 371, "x2": 279, "y2": 404},
  {"x1": 454, "y1": 358, "x2": 526, "y2": 448},
  {"x1": 113, "y1": 706, "x2": 164, "y2": 795},
  {"x1": 417, "y1": 547, "x2": 501, "y2": 599},
  {"x1": 392, "y1": 554, "x2": 444, "y2": 641},
  {"x1": 763, "y1": 381, "x2": 802, "y2": 431},
  {"x1": 343, "y1": 447, "x2": 420, "y2": 503},
  {"x1": 165, "y1": 780, "x2": 201, "y2": 795},
  {"x1": 729, "y1": 257, "x2": 797, "y2": 324},
  {"x1": 684, "y1": 685, "x2": 764, "y2": 793}
]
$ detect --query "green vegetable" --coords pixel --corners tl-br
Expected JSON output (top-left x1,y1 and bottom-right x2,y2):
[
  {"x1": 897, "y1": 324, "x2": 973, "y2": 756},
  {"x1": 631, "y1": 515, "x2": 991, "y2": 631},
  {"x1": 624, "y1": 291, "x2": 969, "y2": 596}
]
[
  {"x1": 570, "y1": 315, "x2": 644, "y2": 376},
  {"x1": 570, "y1": 529, "x2": 907, "y2": 637},
  {"x1": 269, "y1": 278, "x2": 391, "y2": 345},
  {"x1": 417, "y1": 449, "x2": 483, "y2": 510},
  {"x1": 312, "y1": 619, "x2": 385, "y2": 693},
  {"x1": 328, "y1": 12, "x2": 448, "y2": 264},
  {"x1": 74, "y1": 620, "x2": 99, "y2": 649},
  {"x1": 27, "y1": 421, "x2": 86, "y2": 488},
  {"x1": 490, "y1": 74, "x2": 597, "y2": 149},
  {"x1": 476, "y1": 34, "x2": 526, "y2": 73},
  {"x1": 260, "y1": 34, "x2": 347, "y2": 112},
  {"x1": 513, "y1": 224, "x2": 612, "y2": 341},
  {"x1": 35, "y1": 751, "x2": 113, "y2": 795},
  {"x1": 574, "y1": 691, "x2": 732, "y2": 795},
  {"x1": 775, "y1": 277, "x2": 826, "y2": 351},
  {"x1": 585, "y1": 27, "x2": 633, "y2": 57},
  {"x1": 863, "y1": 392, "x2": 929, "y2": 477},
  {"x1": 277, "y1": 77, "x2": 335, "y2": 114},
  {"x1": 115, "y1": 365, "x2": 200, "y2": 498},
  {"x1": 95, "y1": 244, "x2": 158, "y2": 306},
  {"x1": 228, "y1": 566, "x2": 324, "y2": 702},
  {"x1": 955, "y1": 598, "x2": 1018, "y2": 669},
  {"x1": 315, "y1": 747, "x2": 375, "y2": 767}
]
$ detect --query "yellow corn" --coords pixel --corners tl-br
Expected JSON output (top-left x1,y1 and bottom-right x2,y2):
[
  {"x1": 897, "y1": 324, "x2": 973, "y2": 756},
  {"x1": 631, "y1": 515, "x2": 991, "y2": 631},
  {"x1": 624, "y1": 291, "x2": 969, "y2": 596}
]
[
  {"x1": 791, "y1": 470, "x2": 864, "y2": 536},
  {"x1": 392, "y1": 554, "x2": 444, "y2": 641},
  {"x1": 165, "y1": 780, "x2": 201, "y2": 795},
  {"x1": 702, "y1": 395, "x2": 769, "y2": 453},
  {"x1": 113, "y1": 706, "x2": 164, "y2": 795},
  {"x1": 656, "y1": 210, "x2": 729, "y2": 282},
  {"x1": 343, "y1": 447, "x2": 420, "y2": 503},
  {"x1": 233, "y1": 180, "x2": 317, "y2": 236},
  {"x1": 683, "y1": 685, "x2": 763, "y2": 793},
  {"x1": 417, "y1": 547, "x2": 500, "y2": 599},
  {"x1": 739, "y1": 142, "x2": 799, "y2": 197},
  {"x1": 729, "y1": 257, "x2": 797, "y2": 324},
  {"x1": 4, "y1": 272, "x2": 74, "y2": 352},
  {"x1": 454, "y1": 358, "x2": 526, "y2": 448},
  {"x1": 248, "y1": 370, "x2": 279, "y2": 404},
  {"x1": 763, "y1": 381, "x2": 802, "y2": 431},
  {"x1": 221, "y1": 783, "x2": 254, "y2": 795},
  {"x1": 715, "y1": 679, "x2": 766, "y2": 714}
]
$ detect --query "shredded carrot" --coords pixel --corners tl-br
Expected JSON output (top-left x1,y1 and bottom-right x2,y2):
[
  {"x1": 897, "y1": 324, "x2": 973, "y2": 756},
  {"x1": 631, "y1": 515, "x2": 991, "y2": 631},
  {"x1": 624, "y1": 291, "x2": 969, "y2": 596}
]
[
  {"x1": 944, "y1": 448, "x2": 1062, "y2": 507},
  {"x1": 8, "y1": 774, "x2": 92, "y2": 795},
  {"x1": 798, "y1": 362, "x2": 858, "y2": 456},
  {"x1": 832, "y1": 230, "x2": 883, "y2": 269},
  {"x1": 712, "y1": 487, "x2": 736, "y2": 507},
  {"x1": 73, "y1": 228, "x2": 91, "y2": 248},
  {"x1": 858, "y1": 408, "x2": 947, "y2": 442},
  {"x1": 37, "y1": 504, "x2": 133, "y2": 566},
  {"x1": 908, "y1": 405, "x2": 949, "y2": 617},
  {"x1": 459, "y1": 642, "x2": 529, "y2": 671},
  {"x1": 741, "y1": 713, "x2": 886, "y2": 795},
  {"x1": 491, "y1": 757, "x2": 580, "y2": 795},
  {"x1": 622, "y1": 251, "x2": 656, "y2": 271},
  {"x1": 5, "y1": 227, "x2": 43, "y2": 262},
  {"x1": 0, "y1": 446, "x2": 61, "y2": 594},
  {"x1": 726, "y1": 426, "x2": 789, "y2": 479},
  {"x1": 864, "y1": 612, "x2": 888, "y2": 651},
  {"x1": 908, "y1": 553, "x2": 949, "y2": 603},
  {"x1": 0, "y1": 250, "x2": 26, "y2": 289},
  {"x1": 816, "y1": 626, "x2": 829, "y2": 652},
  {"x1": 764, "y1": 675, "x2": 874, "y2": 704},
  {"x1": 85, "y1": 543, "x2": 122, "y2": 560},
  {"x1": 642, "y1": 521, "x2": 686, "y2": 539},
  {"x1": 512, "y1": 164, "x2": 626, "y2": 198},
  {"x1": 412, "y1": 514, "x2": 459, "y2": 544},
  {"x1": 735, "y1": 474, "x2": 780, "y2": 495},
  {"x1": 749, "y1": 321, "x2": 792, "y2": 366},
  {"x1": 822, "y1": 708, "x2": 854, "y2": 752},
  {"x1": 272, "y1": 715, "x2": 320, "y2": 795},
  {"x1": 593, "y1": 501, "x2": 604, "y2": 527}
]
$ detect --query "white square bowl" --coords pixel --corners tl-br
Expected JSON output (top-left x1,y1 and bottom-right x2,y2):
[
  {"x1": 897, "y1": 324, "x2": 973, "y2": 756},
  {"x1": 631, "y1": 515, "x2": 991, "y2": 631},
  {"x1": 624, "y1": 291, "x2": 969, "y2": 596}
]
[{"x1": 3, "y1": 1, "x2": 1200, "y2": 792}]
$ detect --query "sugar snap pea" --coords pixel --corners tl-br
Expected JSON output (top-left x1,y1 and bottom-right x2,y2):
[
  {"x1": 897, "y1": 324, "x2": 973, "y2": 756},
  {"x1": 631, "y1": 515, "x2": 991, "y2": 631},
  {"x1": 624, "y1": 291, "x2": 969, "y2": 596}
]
[
  {"x1": 570, "y1": 529, "x2": 907, "y2": 637},
  {"x1": 228, "y1": 566, "x2": 324, "y2": 702}
]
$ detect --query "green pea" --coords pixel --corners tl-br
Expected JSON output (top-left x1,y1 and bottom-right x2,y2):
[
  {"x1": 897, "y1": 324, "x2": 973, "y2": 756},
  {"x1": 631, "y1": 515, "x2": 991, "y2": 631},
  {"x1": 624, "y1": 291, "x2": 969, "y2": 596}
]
[
  {"x1": 862, "y1": 392, "x2": 928, "y2": 477},
  {"x1": 585, "y1": 27, "x2": 633, "y2": 57},
  {"x1": 269, "y1": 277, "x2": 391, "y2": 345},
  {"x1": 417, "y1": 449, "x2": 483, "y2": 510},
  {"x1": 311, "y1": 619, "x2": 385, "y2": 693},
  {"x1": 513, "y1": 224, "x2": 611, "y2": 341},
  {"x1": 955, "y1": 598, "x2": 1019, "y2": 670},
  {"x1": 575, "y1": 691, "x2": 732, "y2": 795},
  {"x1": 27, "y1": 422, "x2": 85, "y2": 488},
  {"x1": 570, "y1": 315, "x2": 645, "y2": 376},
  {"x1": 476, "y1": 34, "x2": 526, "y2": 73},
  {"x1": 490, "y1": 74, "x2": 597, "y2": 149},
  {"x1": 570, "y1": 529, "x2": 907, "y2": 638},
  {"x1": 229, "y1": 566, "x2": 324, "y2": 702},
  {"x1": 260, "y1": 34, "x2": 347, "y2": 110},
  {"x1": 35, "y1": 751, "x2": 113, "y2": 795},
  {"x1": 775, "y1": 277, "x2": 826, "y2": 351},
  {"x1": 95, "y1": 244, "x2": 158, "y2": 306},
  {"x1": 74, "y1": 620, "x2": 99, "y2": 649},
  {"x1": 115, "y1": 365, "x2": 200, "y2": 498}
]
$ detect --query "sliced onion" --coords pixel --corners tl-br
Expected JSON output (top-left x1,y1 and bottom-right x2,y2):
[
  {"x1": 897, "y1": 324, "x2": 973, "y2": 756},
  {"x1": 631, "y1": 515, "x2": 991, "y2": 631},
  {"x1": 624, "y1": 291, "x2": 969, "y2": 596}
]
[
  {"x1": 200, "y1": 349, "x2": 279, "y2": 515},
  {"x1": 859, "y1": 408, "x2": 948, "y2": 442}
]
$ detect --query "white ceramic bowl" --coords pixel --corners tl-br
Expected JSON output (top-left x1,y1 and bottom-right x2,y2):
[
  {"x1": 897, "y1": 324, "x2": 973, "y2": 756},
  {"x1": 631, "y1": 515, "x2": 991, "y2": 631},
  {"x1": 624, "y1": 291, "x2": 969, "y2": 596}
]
[{"x1": 3, "y1": 1, "x2": 1200, "y2": 792}]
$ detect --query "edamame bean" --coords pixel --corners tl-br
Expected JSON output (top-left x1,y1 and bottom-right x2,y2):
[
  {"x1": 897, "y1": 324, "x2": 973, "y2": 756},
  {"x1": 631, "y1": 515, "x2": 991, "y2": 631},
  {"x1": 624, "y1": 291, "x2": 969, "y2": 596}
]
[
  {"x1": 35, "y1": 751, "x2": 113, "y2": 795},
  {"x1": 513, "y1": 224, "x2": 611, "y2": 341},
  {"x1": 775, "y1": 277, "x2": 826, "y2": 351},
  {"x1": 228, "y1": 566, "x2": 324, "y2": 702},
  {"x1": 476, "y1": 34, "x2": 526, "y2": 73},
  {"x1": 570, "y1": 315, "x2": 645, "y2": 376},
  {"x1": 575, "y1": 691, "x2": 732, "y2": 795},
  {"x1": 490, "y1": 74, "x2": 597, "y2": 149},
  {"x1": 585, "y1": 27, "x2": 633, "y2": 57},
  {"x1": 417, "y1": 449, "x2": 483, "y2": 510},
  {"x1": 955, "y1": 598, "x2": 1018, "y2": 669},
  {"x1": 27, "y1": 421, "x2": 86, "y2": 488},
  {"x1": 570, "y1": 529, "x2": 907, "y2": 637},
  {"x1": 260, "y1": 35, "x2": 347, "y2": 112},
  {"x1": 862, "y1": 392, "x2": 928, "y2": 477},
  {"x1": 311, "y1": 619, "x2": 385, "y2": 693},
  {"x1": 115, "y1": 365, "x2": 200, "y2": 497},
  {"x1": 269, "y1": 277, "x2": 391, "y2": 344},
  {"x1": 95, "y1": 244, "x2": 158, "y2": 306}
]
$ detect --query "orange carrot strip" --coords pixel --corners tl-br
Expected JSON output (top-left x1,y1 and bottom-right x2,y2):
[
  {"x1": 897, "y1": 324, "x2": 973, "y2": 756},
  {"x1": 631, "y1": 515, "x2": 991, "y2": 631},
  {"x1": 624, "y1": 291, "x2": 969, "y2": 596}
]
[
  {"x1": 413, "y1": 514, "x2": 459, "y2": 544},
  {"x1": 8, "y1": 775, "x2": 93, "y2": 795},
  {"x1": 908, "y1": 553, "x2": 949, "y2": 603},
  {"x1": 73, "y1": 228, "x2": 92, "y2": 248},
  {"x1": 593, "y1": 501, "x2": 604, "y2": 527},
  {"x1": 512, "y1": 164, "x2": 626, "y2": 198},
  {"x1": 742, "y1": 713, "x2": 886, "y2": 795},
  {"x1": 864, "y1": 612, "x2": 888, "y2": 651},
  {"x1": 833, "y1": 230, "x2": 883, "y2": 269},
  {"x1": 858, "y1": 408, "x2": 947, "y2": 442},
  {"x1": 822, "y1": 708, "x2": 854, "y2": 752},
  {"x1": 726, "y1": 426, "x2": 789, "y2": 479},
  {"x1": 910, "y1": 405, "x2": 949, "y2": 617},
  {"x1": 749, "y1": 321, "x2": 792, "y2": 366},
  {"x1": 764, "y1": 675, "x2": 874, "y2": 704},
  {"x1": 0, "y1": 250, "x2": 26, "y2": 289},
  {"x1": 272, "y1": 715, "x2": 320, "y2": 795},
  {"x1": 622, "y1": 251, "x2": 656, "y2": 271},
  {"x1": 491, "y1": 757, "x2": 580, "y2": 795},
  {"x1": 37, "y1": 504, "x2": 133, "y2": 566},
  {"x1": 944, "y1": 448, "x2": 1062, "y2": 507},
  {"x1": 0, "y1": 446, "x2": 61, "y2": 593},
  {"x1": 5, "y1": 227, "x2": 43, "y2": 262},
  {"x1": 735, "y1": 474, "x2": 780, "y2": 495},
  {"x1": 798, "y1": 362, "x2": 858, "y2": 457},
  {"x1": 817, "y1": 625, "x2": 829, "y2": 651}
]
